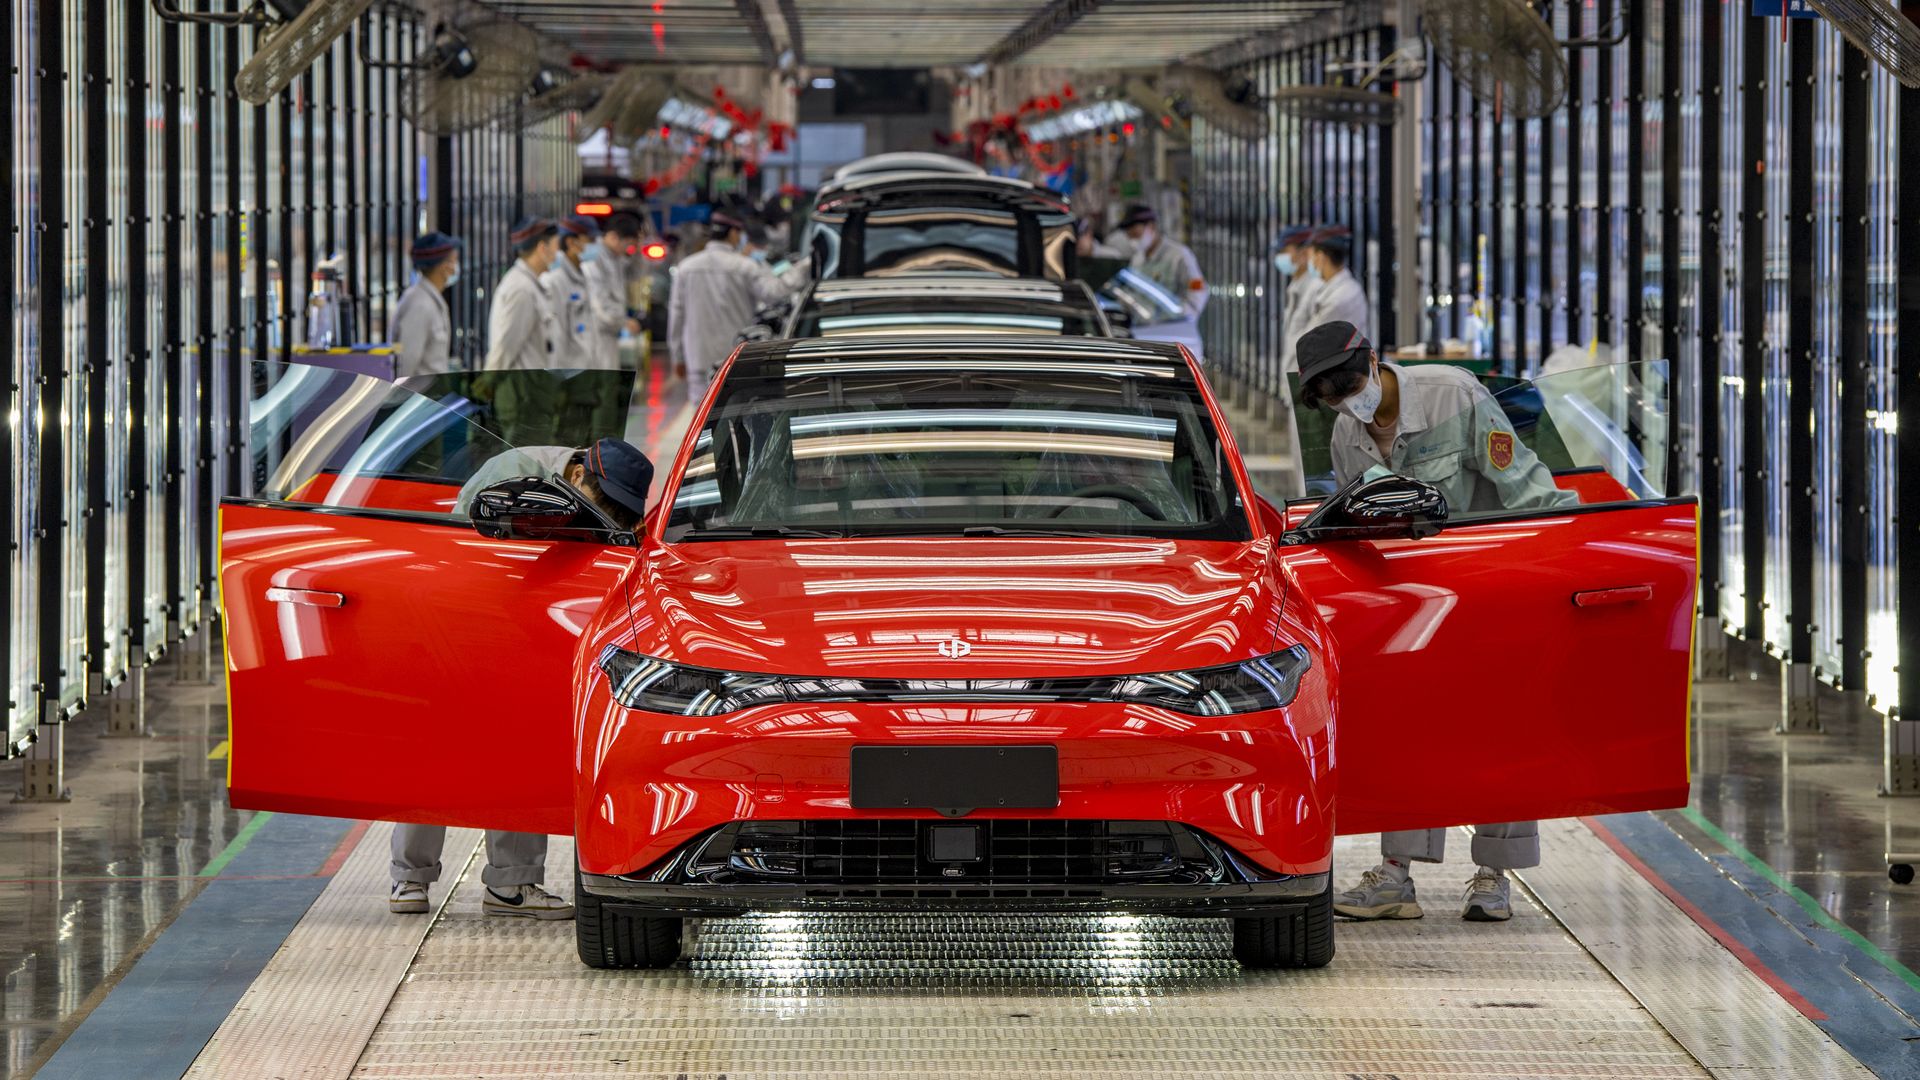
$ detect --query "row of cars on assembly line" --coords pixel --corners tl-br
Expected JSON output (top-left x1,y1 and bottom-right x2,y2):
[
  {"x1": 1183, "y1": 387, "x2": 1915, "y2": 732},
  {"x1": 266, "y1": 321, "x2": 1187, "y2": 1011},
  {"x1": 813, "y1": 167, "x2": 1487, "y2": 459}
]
[{"x1": 220, "y1": 153, "x2": 1698, "y2": 971}]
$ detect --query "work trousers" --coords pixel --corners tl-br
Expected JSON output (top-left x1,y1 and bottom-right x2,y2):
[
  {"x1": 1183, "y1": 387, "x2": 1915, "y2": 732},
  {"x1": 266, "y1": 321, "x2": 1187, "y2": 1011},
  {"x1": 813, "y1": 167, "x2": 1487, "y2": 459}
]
[
  {"x1": 390, "y1": 824, "x2": 548, "y2": 888},
  {"x1": 1381, "y1": 822, "x2": 1539, "y2": 871}
]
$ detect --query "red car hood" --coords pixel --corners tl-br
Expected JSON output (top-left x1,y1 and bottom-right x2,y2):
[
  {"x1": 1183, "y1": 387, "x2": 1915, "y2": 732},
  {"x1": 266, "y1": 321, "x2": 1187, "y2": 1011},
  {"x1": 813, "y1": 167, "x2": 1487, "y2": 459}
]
[{"x1": 626, "y1": 538, "x2": 1282, "y2": 679}]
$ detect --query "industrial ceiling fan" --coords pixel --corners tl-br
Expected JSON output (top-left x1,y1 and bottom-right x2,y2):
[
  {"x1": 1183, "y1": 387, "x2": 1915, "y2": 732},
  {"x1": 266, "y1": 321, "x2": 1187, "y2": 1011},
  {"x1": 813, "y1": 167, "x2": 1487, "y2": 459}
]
[
  {"x1": 399, "y1": 7, "x2": 544, "y2": 136},
  {"x1": 1804, "y1": 0, "x2": 1920, "y2": 87},
  {"x1": 1269, "y1": 43, "x2": 1422, "y2": 127},
  {"x1": 520, "y1": 68, "x2": 607, "y2": 128},
  {"x1": 1418, "y1": 0, "x2": 1576, "y2": 118},
  {"x1": 153, "y1": 0, "x2": 375, "y2": 106},
  {"x1": 1159, "y1": 64, "x2": 1267, "y2": 140},
  {"x1": 581, "y1": 67, "x2": 678, "y2": 141}
]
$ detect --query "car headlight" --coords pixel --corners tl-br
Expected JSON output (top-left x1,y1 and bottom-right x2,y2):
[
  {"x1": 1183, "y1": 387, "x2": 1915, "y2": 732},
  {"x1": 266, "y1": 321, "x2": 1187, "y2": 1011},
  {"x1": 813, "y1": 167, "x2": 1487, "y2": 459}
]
[{"x1": 598, "y1": 644, "x2": 1311, "y2": 719}]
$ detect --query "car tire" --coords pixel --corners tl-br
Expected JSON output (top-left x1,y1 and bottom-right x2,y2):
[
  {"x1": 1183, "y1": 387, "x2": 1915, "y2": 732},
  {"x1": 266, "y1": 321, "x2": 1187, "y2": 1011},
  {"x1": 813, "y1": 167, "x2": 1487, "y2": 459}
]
[
  {"x1": 1231, "y1": 878, "x2": 1335, "y2": 969},
  {"x1": 574, "y1": 866, "x2": 684, "y2": 969}
]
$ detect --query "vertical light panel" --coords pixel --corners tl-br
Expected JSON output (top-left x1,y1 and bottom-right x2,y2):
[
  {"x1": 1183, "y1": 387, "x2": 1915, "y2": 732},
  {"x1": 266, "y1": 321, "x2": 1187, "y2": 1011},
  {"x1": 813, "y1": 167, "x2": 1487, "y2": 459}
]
[
  {"x1": 1863, "y1": 63, "x2": 1899, "y2": 714},
  {"x1": 1718, "y1": 0, "x2": 1746, "y2": 633}
]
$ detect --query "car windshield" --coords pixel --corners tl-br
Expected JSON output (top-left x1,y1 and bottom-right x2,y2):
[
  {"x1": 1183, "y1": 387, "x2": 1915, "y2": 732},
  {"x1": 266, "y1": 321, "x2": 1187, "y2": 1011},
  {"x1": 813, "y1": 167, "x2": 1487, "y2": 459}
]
[
  {"x1": 664, "y1": 347, "x2": 1249, "y2": 542},
  {"x1": 796, "y1": 296, "x2": 1102, "y2": 338},
  {"x1": 1292, "y1": 359, "x2": 1671, "y2": 521}
]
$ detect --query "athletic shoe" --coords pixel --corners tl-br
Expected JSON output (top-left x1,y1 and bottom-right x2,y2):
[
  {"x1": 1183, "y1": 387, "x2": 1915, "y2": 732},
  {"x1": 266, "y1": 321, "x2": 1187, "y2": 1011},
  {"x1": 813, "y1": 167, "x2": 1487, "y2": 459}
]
[
  {"x1": 1461, "y1": 867, "x2": 1513, "y2": 922},
  {"x1": 1332, "y1": 865, "x2": 1424, "y2": 920},
  {"x1": 389, "y1": 880, "x2": 429, "y2": 915},
  {"x1": 483, "y1": 882, "x2": 574, "y2": 919}
]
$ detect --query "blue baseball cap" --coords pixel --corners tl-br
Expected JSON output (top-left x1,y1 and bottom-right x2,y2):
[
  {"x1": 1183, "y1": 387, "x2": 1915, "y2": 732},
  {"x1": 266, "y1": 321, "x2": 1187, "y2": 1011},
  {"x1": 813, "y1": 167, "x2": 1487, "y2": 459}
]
[
  {"x1": 410, "y1": 231, "x2": 463, "y2": 269},
  {"x1": 582, "y1": 437, "x2": 653, "y2": 521}
]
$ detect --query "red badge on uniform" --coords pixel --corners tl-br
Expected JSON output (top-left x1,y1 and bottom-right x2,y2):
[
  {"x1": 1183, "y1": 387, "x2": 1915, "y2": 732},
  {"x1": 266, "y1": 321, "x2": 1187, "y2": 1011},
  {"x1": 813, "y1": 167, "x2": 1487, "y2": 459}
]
[{"x1": 1487, "y1": 430, "x2": 1515, "y2": 471}]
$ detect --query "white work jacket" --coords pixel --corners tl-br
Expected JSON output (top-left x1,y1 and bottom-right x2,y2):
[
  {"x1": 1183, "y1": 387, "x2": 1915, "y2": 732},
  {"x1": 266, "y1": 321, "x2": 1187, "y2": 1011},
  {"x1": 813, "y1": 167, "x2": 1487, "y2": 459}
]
[
  {"x1": 1279, "y1": 272, "x2": 1322, "y2": 375},
  {"x1": 667, "y1": 240, "x2": 801, "y2": 383},
  {"x1": 390, "y1": 279, "x2": 452, "y2": 377},
  {"x1": 1132, "y1": 237, "x2": 1209, "y2": 320},
  {"x1": 583, "y1": 249, "x2": 630, "y2": 369},
  {"x1": 483, "y1": 261, "x2": 559, "y2": 371},
  {"x1": 1302, "y1": 267, "x2": 1371, "y2": 342},
  {"x1": 1328, "y1": 362, "x2": 1574, "y2": 516},
  {"x1": 542, "y1": 256, "x2": 603, "y2": 369}
]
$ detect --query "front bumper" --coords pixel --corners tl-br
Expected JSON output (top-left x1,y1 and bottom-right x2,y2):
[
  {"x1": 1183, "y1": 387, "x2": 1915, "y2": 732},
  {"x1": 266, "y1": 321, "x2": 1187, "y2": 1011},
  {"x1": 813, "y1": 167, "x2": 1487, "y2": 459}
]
[{"x1": 579, "y1": 818, "x2": 1329, "y2": 918}]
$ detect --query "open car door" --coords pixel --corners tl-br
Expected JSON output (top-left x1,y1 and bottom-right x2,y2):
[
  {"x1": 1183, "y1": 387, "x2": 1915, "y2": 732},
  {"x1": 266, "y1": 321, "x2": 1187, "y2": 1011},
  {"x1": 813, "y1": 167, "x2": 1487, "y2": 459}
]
[
  {"x1": 1282, "y1": 361, "x2": 1696, "y2": 834},
  {"x1": 222, "y1": 364, "x2": 639, "y2": 834}
]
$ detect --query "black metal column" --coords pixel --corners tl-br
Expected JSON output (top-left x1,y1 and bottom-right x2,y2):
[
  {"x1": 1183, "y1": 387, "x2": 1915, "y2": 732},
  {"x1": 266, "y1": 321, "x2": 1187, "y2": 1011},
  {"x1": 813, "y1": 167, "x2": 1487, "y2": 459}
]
[
  {"x1": 1779, "y1": 18, "x2": 1817, "y2": 730},
  {"x1": 1739, "y1": 13, "x2": 1766, "y2": 641},
  {"x1": 37, "y1": 0, "x2": 69, "y2": 719},
  {"x1": 1697, "y1": 2, "x2": 1725, "y2": 655},
  {"x1": 1893, "y1": 82, "x2": 1920, "y2": 789},
  {"x1": 1834, "y1": 48, "x2": 1869, "y2": 695},
  {"x1": 1659, "y1": 0, "x2": 1682, "y2": 488},
  {"x1": 126, "y1": 0, "x2": 151, "y2": 662},
  {"x1": 83, "y1": 0, "x2": 109, "y2": 685}
]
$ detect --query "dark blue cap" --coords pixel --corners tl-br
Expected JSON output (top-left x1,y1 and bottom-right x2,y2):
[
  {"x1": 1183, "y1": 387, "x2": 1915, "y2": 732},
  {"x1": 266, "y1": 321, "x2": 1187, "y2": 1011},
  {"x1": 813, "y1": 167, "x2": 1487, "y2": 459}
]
[
  {"x1": 1118, "y1": 203, "x2": 1157, "y2": 228},
  {"x1": 1273, "y1": 223, "x2": 1315, "y2": 250},
  {"x1": 1308, "y1": 224, "x2": 1353, "y2": 255},
  {"x1": 509, "y1": 216, "x2": 557, "y2": 246},
  {"x1": 560, "y1": 214, "x2": 601, "y2": 239},
  {"x1": 583, "y1": 437, "x2": 653, "y2": 521},
  {"x1": 411, "y1": 231, "x2": 464, "y2": 265}
]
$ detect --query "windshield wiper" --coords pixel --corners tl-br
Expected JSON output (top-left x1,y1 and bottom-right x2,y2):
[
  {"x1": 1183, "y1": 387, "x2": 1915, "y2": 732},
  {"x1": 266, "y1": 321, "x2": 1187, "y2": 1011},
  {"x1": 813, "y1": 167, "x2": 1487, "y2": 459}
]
[
  {"x1": 958, "y1": 525, "x2": 1131, "y2": 539},
  {"x1": 680, "y1": 525, "x2": 848, "y2": 541}
]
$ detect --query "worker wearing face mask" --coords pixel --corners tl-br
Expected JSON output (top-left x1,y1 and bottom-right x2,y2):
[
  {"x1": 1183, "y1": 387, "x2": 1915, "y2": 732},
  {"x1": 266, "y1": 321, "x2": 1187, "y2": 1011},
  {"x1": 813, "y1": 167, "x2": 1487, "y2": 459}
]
[
  {"x1": 1299, "y1": 225, "x2": 1371, "y2": 342},
  {"x1": 484, "y1": 217, "x2": 562, "y2": 371},
  {"x1": 543, "y1": 215, "x2": 603, "y2": 369},
  {"x1": 1118, "y1": 203, "x2": 1209, "y2": 362},
  {"x1": 1296, "y1": 321, "x2": 1572, "y2": 924},
  {"x1": 666, "y1": 211, "x2": 803, "y2": 399},
  {"x1": 390, "y1": 231, "x2": 462, "y2": 377},
  {"x1": 585, "y1": 214, "x2": 643, "y2": 370},
  {"x1": 1273, "y1": 224, "x2": 1321, "y2": 375}
]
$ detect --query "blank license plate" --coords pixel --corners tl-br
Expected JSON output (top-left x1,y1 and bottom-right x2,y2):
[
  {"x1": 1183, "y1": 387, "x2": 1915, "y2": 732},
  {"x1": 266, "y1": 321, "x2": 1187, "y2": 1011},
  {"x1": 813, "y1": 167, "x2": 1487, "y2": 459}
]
[{"x1": 849, "y1": 745, "x2": 1059, "y2": 813}]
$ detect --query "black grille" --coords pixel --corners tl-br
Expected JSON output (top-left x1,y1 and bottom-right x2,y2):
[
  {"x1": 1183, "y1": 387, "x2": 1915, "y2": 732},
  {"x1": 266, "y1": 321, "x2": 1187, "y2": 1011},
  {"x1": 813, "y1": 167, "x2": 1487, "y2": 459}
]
[{"x1": 690, "y1": 820, "x2": 1227, "y2": 886}]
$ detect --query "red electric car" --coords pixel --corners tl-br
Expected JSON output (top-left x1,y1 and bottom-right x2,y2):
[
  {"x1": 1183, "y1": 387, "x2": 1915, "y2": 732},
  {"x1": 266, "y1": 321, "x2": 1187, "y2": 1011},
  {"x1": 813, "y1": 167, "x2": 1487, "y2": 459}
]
[{"x1": 220, "y1": 344, "x2": 1695, "y2": 970}]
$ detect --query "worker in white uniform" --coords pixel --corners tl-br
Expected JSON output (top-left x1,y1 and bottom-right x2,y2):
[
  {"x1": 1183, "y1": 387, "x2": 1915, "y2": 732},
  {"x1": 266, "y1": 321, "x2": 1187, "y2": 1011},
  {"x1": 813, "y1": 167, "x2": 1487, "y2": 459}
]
[
  {"x1": 1294, "y1": 321, "x2": 1574, "y2": 923},
  {"x1": 483, "y1": 216, "x2": 561, "y2": 371},
  {"x1": 1117, "y1": 203, "x2": 1210, "y2": 361},
  {"x1": 1275, "y1": 224, "x2": 1321, "y2": 375},
  {"x1": 667, "y1": 211, "x2": 802, "y2": 399},
  {"x1": 542, "y1": 215, "x2": 601, "y2": 369},
  {"x1": 1266, "y1": 223, "x2": 1319, "y2": 498},
  {"x1": 388, "y1": 231, "x2": 462, "y2": 377},
  {"x1": 390, "y1": 436, "x2": 654, "y2": 919},
  {"x1": 585, "y1": 213, "x2": 643, "y2": 370},
  {"x1": 1299, "y1": 225, "x2": 1371, "y2": 340}
]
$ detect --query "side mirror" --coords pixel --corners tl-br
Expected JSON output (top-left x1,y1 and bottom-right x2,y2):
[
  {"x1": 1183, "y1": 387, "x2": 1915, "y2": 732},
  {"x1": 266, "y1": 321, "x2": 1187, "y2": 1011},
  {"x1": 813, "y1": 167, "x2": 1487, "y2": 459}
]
[
  {"x1": 470, "y1": 477, "x2": 634, "y2": 545},
  {"x1": 737, "y1": 322, "x2": 776, "y2": 345},
  {"x1": 1283, "y1": 473, "x2": 1448, "y2": 544}
]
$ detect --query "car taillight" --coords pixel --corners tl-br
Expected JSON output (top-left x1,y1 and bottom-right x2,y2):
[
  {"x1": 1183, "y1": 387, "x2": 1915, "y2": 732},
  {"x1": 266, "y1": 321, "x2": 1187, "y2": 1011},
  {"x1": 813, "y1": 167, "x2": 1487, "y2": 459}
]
[
  {"x1": 597, "y1": 644, "x2": 1311, "y2": 718},
  {"x1": 641, "y1": 241, "x2": 668, "y2": 260},
  {"x1": 575, "y1": 201, "x2": 613, "y2": 215}
]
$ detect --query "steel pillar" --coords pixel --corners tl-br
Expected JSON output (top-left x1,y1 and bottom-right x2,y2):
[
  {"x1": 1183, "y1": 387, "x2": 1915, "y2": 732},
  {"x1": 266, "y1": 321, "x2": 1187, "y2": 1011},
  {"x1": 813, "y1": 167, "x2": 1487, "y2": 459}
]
[
  {"x1": 103, "y1": 666, "x2": 148, "y2": 738},
  {"x1": 1883, "y1": 717, "x2": 1920, "y2": 797},
  {"x1": 1775, "y1": 661, "x2": 1823, "y2": 735},
  {"x1": 15, "y1": 714, "x2": 71, "y2": 803},
  {"x1": 1695, "y1": 615, "x2": 1730, "y2": 681}
]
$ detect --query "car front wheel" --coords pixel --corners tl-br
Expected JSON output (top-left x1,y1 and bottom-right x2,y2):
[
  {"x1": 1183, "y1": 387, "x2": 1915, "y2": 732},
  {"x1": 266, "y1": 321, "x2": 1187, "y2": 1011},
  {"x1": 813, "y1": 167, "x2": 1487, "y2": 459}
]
[
  {"x1": 574, "y1": 866, "x2": 684, "y2": 969},
  {"x1": 1231, "y1": 876, "x2": 1335, "y2": 969}
]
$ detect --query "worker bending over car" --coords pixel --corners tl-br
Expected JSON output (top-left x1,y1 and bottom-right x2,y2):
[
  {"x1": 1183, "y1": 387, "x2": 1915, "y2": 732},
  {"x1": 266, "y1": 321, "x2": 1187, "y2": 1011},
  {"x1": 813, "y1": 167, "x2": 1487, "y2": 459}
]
[
  {"x1": 390, "y1": 436, "x2": 654, "y2": 919},
  {"x1": 1295, "y1": 321, "x2": 1574, "y2": 922}
]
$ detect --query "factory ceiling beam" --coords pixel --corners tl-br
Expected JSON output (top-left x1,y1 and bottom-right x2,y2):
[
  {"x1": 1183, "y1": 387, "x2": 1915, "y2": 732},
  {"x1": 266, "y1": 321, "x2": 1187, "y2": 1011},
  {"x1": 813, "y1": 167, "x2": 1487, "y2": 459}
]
[
  {"x1": 734, "y1": 0, "x2": 780, "y2": 65},
  {"x1": 777, "y1": 0, "x2": 805, "y2": 66},
  {"x1": 979, "y1": 0, "x2": 1103, "y2": 66}
]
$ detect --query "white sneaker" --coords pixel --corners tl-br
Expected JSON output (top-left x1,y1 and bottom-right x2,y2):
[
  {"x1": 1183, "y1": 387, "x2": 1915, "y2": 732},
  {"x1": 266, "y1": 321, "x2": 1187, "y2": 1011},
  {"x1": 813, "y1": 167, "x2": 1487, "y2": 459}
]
[
  {"x1": 1333, "y1": 864, "x2": 1424, "y2": 920},
  {"x1": 389, "y1": 880, "x2": 429, "y2": 915},
  {"x1": 1461, "y1": 867, "x2": 1513, "y2": 922},
  {"x1": 483, "y1": 882, "x2": 574, "y2": 920}
]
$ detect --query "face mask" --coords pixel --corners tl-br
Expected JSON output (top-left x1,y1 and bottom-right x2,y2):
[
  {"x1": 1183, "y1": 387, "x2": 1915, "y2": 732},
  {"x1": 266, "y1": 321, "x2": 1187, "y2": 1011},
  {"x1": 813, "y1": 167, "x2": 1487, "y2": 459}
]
[
  {"x1": 1273, "y1": 252, "x2": 1295, "y2": 276},
  {"x1": 749, "y1": 249, "x2": 767, "y2": 264},
  {"x1": 736, "y1": 233, "x2": 751, "y2": 253},
  {"x1": 446, "y1": 265, "x2": 460, "y2": 286},
  {"x1": 1333, "y1": 365, "x2": 1382, "y2": 425},
  {"x1": 580, "y1": 245, "x2": 601, "y2": 265},
  {"x1": 1138, "y1": 227, "x2": 1156, "y2": 251}
]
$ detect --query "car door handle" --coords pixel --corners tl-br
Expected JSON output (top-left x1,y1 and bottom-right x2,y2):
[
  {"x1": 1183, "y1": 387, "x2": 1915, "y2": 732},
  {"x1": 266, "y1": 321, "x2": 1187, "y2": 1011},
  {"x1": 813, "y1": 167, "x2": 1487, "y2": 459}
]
[
  {"x1": 1571, "y1": 585, "x2": 1653, "y2": 608},
  {"x1": 265, "y1": 587, "x2": 347, "y2": 608}
]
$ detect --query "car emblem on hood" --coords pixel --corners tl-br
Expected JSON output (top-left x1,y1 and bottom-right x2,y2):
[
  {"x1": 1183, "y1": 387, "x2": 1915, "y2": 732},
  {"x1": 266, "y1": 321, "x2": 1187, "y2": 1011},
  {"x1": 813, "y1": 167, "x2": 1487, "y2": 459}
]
[{"x1": 937, "y1": 638, "x2": 972, "y2": 659}]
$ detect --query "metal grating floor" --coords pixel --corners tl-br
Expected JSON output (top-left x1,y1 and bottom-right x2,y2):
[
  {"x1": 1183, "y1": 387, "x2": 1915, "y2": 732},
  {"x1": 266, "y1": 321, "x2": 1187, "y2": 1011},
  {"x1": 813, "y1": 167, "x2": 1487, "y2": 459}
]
[
  {"x1": 180, "y1": 826, "x2": 1874, "y2": 1080},
  {"x1": 348, "y1": 835, "x2": 1708, "y2": 1080}
]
